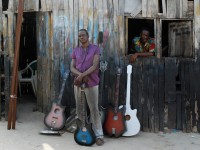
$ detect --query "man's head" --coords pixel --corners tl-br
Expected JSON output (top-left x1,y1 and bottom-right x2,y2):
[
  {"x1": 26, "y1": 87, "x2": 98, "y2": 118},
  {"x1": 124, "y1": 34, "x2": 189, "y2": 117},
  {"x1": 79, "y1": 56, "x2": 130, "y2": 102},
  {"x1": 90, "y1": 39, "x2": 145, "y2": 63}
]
[
  {"x1": 140, "y1": 28, "x2": 150, "y2": 44},
  {"x1": 78, "y1": 29, "x2": 89, "y2": 45}
]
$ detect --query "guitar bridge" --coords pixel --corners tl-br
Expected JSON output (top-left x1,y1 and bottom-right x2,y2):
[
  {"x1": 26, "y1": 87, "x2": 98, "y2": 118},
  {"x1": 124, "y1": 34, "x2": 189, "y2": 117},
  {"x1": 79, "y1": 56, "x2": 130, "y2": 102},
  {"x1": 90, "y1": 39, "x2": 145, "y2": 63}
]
[{"x1": 112, "y1": 128, "x2": 116, "y2": 134}]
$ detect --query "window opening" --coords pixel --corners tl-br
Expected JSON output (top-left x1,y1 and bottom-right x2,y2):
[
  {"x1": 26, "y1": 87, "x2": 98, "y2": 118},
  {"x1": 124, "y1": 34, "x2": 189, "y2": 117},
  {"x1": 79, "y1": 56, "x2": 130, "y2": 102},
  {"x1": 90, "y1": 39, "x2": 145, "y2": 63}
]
[
  {"x1": 127, "y1": 19, "x2": 155, "y2": 55},
  {"x1": 2, "y1": 0, "x2": 9, "y2": 11},
  {"x1": 162, "y1": 20, "x2": 193, "y2": 58}
]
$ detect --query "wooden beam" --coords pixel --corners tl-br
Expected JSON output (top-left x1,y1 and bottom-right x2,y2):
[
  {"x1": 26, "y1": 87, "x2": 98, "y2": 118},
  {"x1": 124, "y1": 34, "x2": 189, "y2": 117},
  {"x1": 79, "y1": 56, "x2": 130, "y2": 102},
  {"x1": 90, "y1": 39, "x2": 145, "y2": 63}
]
[
  {"x1": 7, "y1": 0, "x2": 24, "y2": 130},
  {"x1": 167, "y1": 0, "x2": 177, "y2": 18},
  {"x1": 162, "y1": 0, "x2": 166, "y2": 17}
]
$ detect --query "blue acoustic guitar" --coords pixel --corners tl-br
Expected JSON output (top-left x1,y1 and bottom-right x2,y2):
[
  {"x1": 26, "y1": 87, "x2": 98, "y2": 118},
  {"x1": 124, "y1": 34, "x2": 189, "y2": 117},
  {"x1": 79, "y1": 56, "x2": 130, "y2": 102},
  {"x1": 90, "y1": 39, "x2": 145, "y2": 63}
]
[{"x1": 74, "y1": 83, "x2": 96, "y2": 146}]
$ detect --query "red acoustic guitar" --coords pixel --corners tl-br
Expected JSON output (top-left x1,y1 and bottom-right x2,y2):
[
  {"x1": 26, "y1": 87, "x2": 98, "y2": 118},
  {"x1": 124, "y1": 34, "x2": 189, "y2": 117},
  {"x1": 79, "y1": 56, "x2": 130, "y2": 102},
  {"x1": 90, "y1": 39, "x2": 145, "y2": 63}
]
[
  {"x1": 103, "y1": 68, "x2": 126, "y2": 137},
  {"x1": 44, "y1": 71, "x2": 69, "y2": 131}
]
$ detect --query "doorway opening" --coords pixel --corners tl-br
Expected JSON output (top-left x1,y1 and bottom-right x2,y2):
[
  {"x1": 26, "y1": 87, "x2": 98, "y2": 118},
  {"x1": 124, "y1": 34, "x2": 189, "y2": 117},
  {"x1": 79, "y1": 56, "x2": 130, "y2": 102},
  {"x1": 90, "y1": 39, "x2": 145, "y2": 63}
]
[{"x1": 18, "y1": 12, "x2": 37, "y2": 99}]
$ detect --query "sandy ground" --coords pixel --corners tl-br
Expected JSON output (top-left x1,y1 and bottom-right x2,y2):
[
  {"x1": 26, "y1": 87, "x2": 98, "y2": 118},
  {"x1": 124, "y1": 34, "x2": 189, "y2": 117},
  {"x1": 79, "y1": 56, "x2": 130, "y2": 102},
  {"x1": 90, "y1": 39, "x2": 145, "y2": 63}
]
[{"x1": 0, "y1": 96, "x2": 200, "y2": 150}]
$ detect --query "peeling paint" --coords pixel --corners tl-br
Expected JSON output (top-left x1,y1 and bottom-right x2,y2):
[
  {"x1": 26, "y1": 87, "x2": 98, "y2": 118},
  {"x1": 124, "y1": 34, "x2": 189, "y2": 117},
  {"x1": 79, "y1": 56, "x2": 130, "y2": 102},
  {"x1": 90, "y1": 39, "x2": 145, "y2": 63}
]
[{"x1": 195, "y1": 5, "x2": 200, "y2": 16}]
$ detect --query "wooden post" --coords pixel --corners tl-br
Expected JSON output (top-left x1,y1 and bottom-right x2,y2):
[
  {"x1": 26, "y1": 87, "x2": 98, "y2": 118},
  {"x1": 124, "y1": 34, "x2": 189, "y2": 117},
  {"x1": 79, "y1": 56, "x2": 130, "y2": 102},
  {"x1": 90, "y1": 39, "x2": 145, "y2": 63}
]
[
  {"x1": 7, "y1": 0, "x2": 24, "y2": 130},
  {"x1": 0, "y1": 0, "x2": 2, "y2": 121}
]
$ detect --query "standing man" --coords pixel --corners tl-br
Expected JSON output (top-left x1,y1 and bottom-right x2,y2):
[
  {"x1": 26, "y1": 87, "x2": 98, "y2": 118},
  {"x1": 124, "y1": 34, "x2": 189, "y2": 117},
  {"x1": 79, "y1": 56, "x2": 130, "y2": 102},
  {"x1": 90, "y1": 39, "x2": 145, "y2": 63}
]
[
  {"x1": 129, "y1": 27, "x2": 155, "y2": 63},
  {"x1": 70, "y1": 29, "x2": 104, "y2": 146}
]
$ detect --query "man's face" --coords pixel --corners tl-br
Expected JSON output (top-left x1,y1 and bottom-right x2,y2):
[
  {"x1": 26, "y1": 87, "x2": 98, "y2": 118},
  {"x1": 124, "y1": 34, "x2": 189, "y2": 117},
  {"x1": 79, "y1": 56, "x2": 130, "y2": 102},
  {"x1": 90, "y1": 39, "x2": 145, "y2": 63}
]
[
  {"x1": 78, "y1": 31, "x2": 89, "y2": 44},
  {"x1": 140, "y1": 30, "x2": 149, "y2": 43}
]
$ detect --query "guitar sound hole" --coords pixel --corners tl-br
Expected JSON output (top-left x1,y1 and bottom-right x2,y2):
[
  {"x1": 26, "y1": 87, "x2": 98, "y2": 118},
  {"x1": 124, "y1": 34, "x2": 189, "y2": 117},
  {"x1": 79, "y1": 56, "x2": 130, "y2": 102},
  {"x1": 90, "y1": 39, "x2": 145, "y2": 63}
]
[
  {"x1": 54, "y1": 108, "x2": 60, "y2": 114},
  {"x1": 125, "y1": 115, "x2": 131, "y2": 120}
]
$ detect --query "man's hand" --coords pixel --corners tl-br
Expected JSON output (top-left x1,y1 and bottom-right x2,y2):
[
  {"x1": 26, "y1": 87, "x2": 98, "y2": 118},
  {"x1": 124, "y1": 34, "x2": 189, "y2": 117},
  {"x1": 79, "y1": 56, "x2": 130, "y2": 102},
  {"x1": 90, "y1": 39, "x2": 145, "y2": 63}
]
[
  {"x1": 74, "y1": 75, "x2": 89, "y2": 86},
  {"x1": 129, "y1": 54, "x2": 138, "y2": 63},
  {"x1": 82, "y1": 75, "x2": 89, "y2": 83}
]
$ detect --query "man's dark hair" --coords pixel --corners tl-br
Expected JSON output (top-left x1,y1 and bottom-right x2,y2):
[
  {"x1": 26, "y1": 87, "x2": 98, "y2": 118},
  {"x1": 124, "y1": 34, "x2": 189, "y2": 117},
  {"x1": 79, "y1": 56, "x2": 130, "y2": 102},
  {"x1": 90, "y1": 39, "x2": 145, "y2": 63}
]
[
  {"x1": 141, "y1": 27, "x2": 150, "y2": 34},
  {"x1": 79, "y1": 29, "x2": 89, "y2": 36}
]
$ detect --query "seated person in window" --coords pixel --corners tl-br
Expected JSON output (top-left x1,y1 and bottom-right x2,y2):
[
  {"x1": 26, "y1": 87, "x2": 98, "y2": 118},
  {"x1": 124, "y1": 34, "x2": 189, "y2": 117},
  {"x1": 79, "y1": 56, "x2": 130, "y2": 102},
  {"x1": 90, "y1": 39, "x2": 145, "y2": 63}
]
[{"x1": 129, "y1": 28, "x2": 155, "y2": 63}]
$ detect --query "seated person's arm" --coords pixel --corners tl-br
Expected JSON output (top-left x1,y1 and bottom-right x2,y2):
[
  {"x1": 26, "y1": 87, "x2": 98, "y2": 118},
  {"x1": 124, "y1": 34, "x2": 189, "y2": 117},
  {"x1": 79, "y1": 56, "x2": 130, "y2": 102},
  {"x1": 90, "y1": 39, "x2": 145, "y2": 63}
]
[{"x1": 129, "y1": 51, "x2": 155, "y2": 63}]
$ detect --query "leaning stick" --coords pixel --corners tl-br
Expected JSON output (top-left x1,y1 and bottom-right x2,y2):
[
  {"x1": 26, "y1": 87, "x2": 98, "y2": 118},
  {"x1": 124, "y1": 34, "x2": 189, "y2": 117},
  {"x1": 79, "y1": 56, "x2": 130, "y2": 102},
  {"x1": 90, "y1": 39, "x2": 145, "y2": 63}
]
[{"x1": 7, "y1": 0, "x2": 24, "y2": 130}]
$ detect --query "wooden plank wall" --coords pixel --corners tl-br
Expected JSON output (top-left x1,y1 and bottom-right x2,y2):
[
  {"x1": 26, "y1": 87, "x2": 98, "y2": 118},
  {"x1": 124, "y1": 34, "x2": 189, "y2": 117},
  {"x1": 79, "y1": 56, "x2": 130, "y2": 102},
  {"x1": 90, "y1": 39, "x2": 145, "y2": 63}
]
[
  {"x1": 168, "y1": 21, "x2": 193, "y2": 57},
  {"x1": 167, "y1": 0, "x2": 188, "y2": 18},
  {"x1": 130, "y1": 58, "x2": 200, "y2": 133},
  {"x1": 40, "y1": 0, "x2": 52, "y2": 12},
  {"x1": 36, "y1": 0, "x2": 199, "y2": 132},
  {"x1": 0, "y1": 0, "x2": 2, "y2": 120},
  {"x1": 142, "y1": 0, "x2": 158, "y2": 18},
  {"x1": 0, "y1": 0, "x2": 2, "y2": 32},
  {"x1": 194, "y1": 0, "x2": 200, "y2": 132},
  {"x1": 2, "y1": 0, "x2": 200, "y2": 133},
  {"x1": 35, "y1": 0, "x2": 126, "y2": 114},
  {"x1": 14, "y1": 0, "x2": 39, "y2": 12},
  {"x1": 36, "y1": 12, "x2": 53, "y2": 112}
]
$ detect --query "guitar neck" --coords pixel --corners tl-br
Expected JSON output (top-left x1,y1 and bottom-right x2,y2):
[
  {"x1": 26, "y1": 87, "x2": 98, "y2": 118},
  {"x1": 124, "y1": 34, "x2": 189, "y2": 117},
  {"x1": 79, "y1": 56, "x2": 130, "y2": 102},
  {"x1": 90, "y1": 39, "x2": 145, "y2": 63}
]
[
  {"x1": 126, "y1": 65, "x2": 132, "y2": 110},
  {"x1": 57, "y1": 73, "x2": 68, "y2": 105},
  {"x1": 81, "y1": 86, "x2": 86, "y2": 127},
  {"x1": 114, "y1": 73, "x2": 121, "y2": 113},
  {"x1": 99, "y1": 61, "x2": 108, "y2": 106},
  {"x1": 99, "y1": 71, "x2": 105, "y2": 106}
]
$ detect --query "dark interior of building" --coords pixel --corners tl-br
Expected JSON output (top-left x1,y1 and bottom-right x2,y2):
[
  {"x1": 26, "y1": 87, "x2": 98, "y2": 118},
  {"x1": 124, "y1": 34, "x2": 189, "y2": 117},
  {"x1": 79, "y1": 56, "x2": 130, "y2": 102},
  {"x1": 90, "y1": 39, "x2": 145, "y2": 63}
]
[{"x1": 128, "y1": 19, "x2": 154, "y2": 54}]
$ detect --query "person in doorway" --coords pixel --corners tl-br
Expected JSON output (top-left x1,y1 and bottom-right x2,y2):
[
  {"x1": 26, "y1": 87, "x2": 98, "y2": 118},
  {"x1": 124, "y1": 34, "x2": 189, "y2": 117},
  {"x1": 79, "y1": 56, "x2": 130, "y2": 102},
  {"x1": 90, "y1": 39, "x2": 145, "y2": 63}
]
[
  {"x1": 70, "y1": 29, "x2": 104, "y2": 146},
  {"x1": 129, "y1": 27, "x2": 155, "y2": 63}
]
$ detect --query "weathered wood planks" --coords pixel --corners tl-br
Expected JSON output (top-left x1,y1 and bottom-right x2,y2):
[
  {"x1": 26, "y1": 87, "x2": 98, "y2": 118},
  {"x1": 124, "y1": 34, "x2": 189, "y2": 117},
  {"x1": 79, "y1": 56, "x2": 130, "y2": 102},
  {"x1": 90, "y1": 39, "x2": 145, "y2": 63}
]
[{"x1": 1, "y1": 0, "x2": 200, "y2": 134}]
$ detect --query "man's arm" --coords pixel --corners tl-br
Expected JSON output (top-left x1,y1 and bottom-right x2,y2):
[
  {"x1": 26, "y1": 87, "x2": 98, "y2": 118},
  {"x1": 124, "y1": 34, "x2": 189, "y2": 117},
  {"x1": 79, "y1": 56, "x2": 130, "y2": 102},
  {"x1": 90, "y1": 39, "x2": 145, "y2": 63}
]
[
  {"x1": 71, "y1": 54, "x2": 100, "y2": 83},
  {"x1": 70, "y1": 59, "x2": 81, "y2": 76},
  {"x1": 129, "y1": 52, "x2": 155, "y2": 63},
  {"x1": 81, "y1": 54, "x2": 100, "y2": 77}
]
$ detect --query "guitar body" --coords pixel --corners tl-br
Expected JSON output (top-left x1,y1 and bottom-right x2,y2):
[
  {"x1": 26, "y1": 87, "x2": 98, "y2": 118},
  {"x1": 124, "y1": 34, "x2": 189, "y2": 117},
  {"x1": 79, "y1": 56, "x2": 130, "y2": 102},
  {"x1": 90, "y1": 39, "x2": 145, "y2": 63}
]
[
  {"x1": 103, "y1": 68, "x2": 126, "y2": 137},
  {"x1": 44, "y1": 102, "x2": 66, "y2": 131},
  {"x1": 103, "y1": 106, "x2": 126, "y2": 137},
  {"x1": 119, "y1": 105, "x2": 140, "y2": 136},
  {"x1": 74, "y1": 118, "x2": 96, "y2": 146},
  {"x1": 123, "y1": 109, "x2": 140, "y2": 136},
  {"x1": 121, "y1": 65, "x2": 140, "y2": 136},
  {"x1": 44, "y1": 72, "x2": 69, "y2": 131},
  {"x1": 74, "y1": 83, "x2": 96, "y2": 146}
]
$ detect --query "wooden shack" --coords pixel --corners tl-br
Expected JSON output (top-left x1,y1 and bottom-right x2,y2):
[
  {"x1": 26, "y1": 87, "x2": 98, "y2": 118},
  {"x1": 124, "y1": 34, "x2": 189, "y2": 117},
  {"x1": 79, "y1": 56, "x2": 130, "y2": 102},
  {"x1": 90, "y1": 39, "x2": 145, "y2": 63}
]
[{"x1": 0, "y1": 0, "x2": 200, "y2": 133}]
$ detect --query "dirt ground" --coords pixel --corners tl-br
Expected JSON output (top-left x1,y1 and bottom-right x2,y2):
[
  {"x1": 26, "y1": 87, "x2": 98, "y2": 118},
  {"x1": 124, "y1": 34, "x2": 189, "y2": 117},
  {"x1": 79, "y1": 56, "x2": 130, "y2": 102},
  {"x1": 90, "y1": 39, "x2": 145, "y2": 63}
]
[{"x1": 0, "y1": 96, "x2": 200, "y2": 150}]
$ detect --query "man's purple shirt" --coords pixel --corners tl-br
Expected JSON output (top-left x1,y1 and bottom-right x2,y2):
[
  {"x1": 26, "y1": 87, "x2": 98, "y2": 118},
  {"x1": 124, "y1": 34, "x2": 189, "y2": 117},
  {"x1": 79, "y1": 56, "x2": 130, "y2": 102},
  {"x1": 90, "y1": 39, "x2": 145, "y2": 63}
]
[{"x1": 71, "y1": 44, "x2": 100, "y2": 87}]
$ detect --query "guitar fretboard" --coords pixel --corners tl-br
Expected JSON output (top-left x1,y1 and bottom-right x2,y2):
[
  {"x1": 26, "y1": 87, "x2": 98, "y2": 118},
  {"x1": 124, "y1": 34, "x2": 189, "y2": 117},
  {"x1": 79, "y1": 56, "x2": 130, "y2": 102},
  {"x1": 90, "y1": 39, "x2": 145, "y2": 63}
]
[{"x1": 57, "y1": 72, "x2": 69, "y2": 105}]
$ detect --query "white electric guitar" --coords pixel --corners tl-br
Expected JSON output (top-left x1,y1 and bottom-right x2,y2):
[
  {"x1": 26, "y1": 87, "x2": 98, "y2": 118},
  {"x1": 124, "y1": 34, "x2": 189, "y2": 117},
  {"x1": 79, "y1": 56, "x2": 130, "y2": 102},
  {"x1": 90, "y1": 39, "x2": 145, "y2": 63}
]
[{"x1": 119, "y1": 65, "x2": 140, "y2": 136}]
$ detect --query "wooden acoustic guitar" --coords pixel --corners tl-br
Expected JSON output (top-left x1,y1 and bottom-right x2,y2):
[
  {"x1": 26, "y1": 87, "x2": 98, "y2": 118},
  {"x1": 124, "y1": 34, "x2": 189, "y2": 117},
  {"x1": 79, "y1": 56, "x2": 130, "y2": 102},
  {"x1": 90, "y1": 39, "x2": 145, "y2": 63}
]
[
  {"x1": 119, "y1": 65, "x2": 140, "y2": 136},
  {"x1": 74, "y1": 83, "x2": 96, "y2": 146},
  {"x1": 103, "y1": 68, "x2": 126, "y2": 137},
  {"x1": 44, "y1": 71, "x2": 69, "y2": 131}
]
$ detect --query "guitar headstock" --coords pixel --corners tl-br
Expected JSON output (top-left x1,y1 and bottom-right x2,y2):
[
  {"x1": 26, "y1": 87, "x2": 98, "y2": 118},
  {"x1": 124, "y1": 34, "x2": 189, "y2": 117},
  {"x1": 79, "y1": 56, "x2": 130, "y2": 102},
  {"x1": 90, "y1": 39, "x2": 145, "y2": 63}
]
[
  {"x1": 81, "y1": 83, "x2": 86, "y2": 89},
  {"x1": 116, "y1": 67, "x2": 122, "y2": 75},
  {"x1": 63, "y1": 70, "x2": 69, "y2": 80},
  {"x1": 127, "y1": 65, "x2": 132, "y2": 74},
  {"x1": 100, "y1": 61, "x2": 108, "y2": 72}
]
